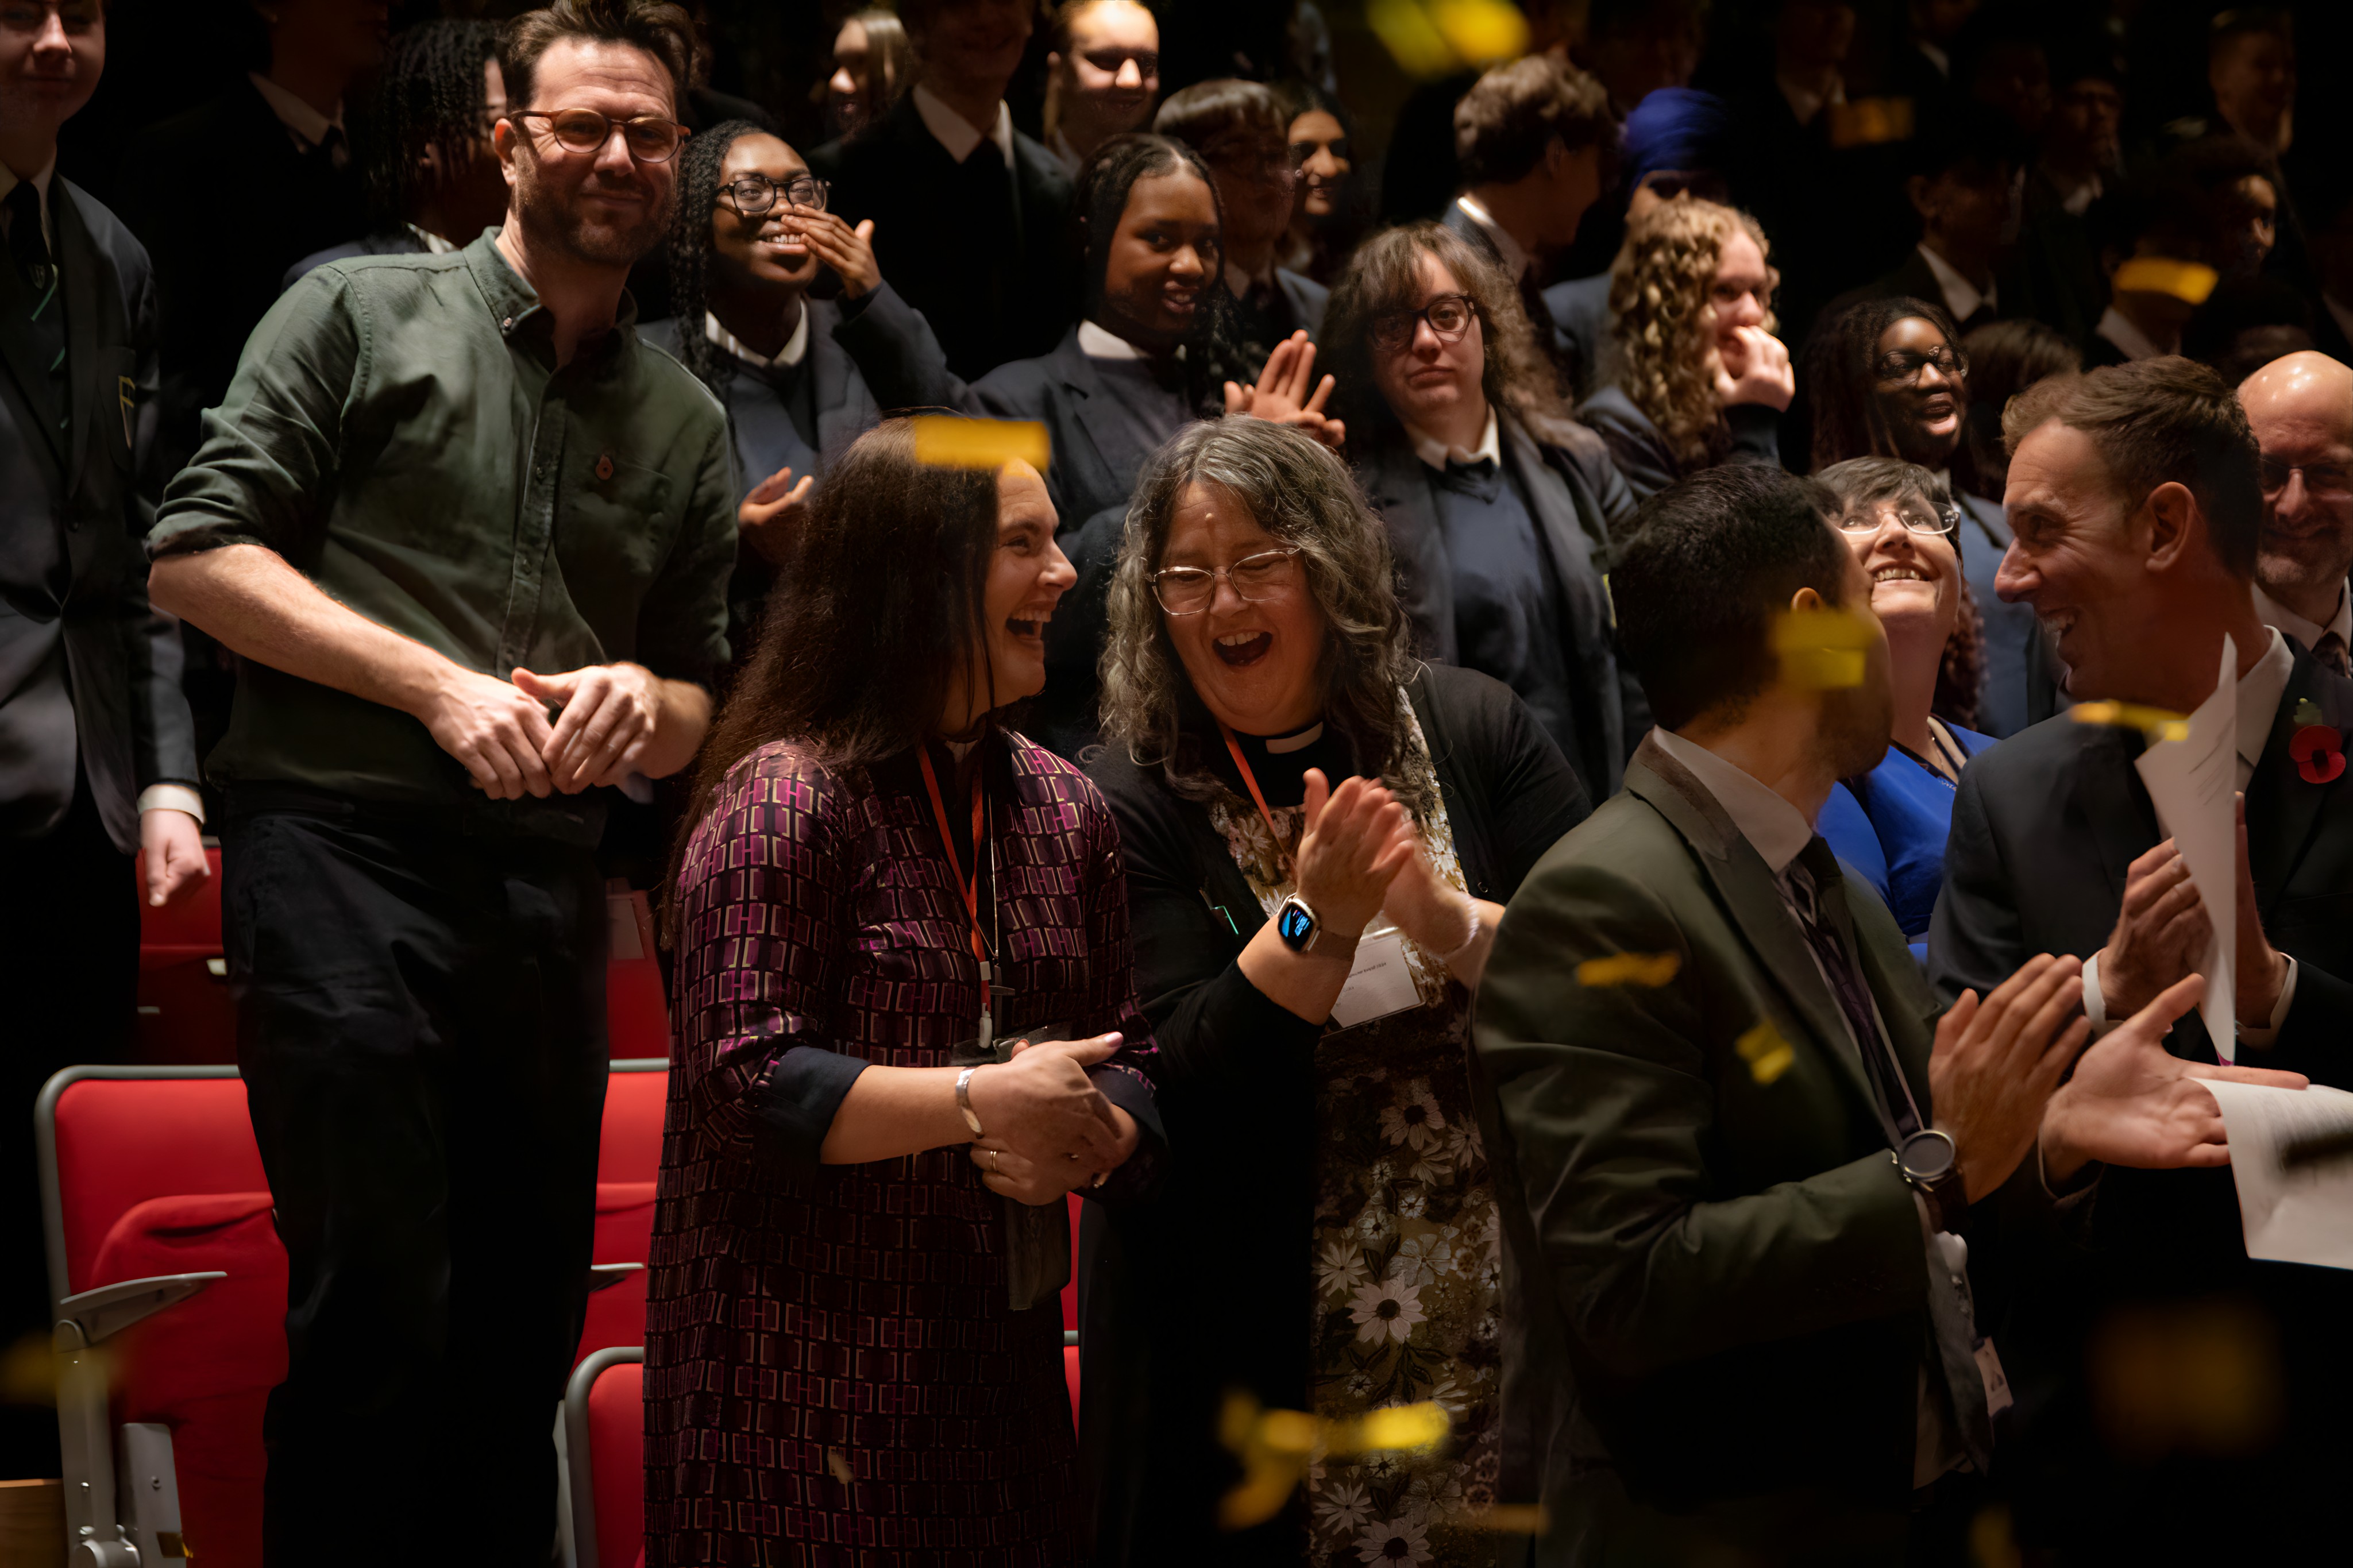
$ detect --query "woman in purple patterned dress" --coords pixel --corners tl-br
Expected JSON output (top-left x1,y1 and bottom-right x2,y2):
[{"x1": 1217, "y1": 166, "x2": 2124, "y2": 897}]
[{"x1": 647, "y1": 419, "x2": 1164, "y2": 1566}]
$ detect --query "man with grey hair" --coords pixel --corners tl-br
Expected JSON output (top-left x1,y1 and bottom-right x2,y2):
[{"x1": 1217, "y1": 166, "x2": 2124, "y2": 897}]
[{"x1": 2243, "y1": 351, "x2": 2353, "y2": 674}]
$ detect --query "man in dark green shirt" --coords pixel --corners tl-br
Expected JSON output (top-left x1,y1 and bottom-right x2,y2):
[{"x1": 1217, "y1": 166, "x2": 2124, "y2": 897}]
[{"x1": 145, "y1": 2, "x2": 728, "y2": 1555}]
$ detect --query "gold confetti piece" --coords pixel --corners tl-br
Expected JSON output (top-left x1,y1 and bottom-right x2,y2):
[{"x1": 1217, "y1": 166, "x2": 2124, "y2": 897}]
[
  {"x1": 1772, "y1": 607, "x2": 1877, "y2": 689},
  {"x1": 2295, "y1": 698, "x2": 2324, "y2": 729},
  {"x1": 1218, "y1": 1396, "x2": 1455, "y2": 1528},
  {"x1": 1737, "y1": 1021, "x2": 1795, "y2": 1086},
  {"x1": 1827, "y1": 97, "x2": 1916, "y2": 149},
  {"x1": 1428, "y1": 0, "x2": 1529, "y2": 64},
  {"x1": 1469, "y1": 1504, "x2": 1552, "y2": 1534},
  {"x1": 2112, "y1": 257, "x2": 2220, "y2": 306},
  {"x1": 1349, "y1": 1403, "x2": 1451, "y2": 1454},
  {"x1": 1577, "y1": 952, "x2": 1683, "y2": 988},
  {"x1": 826, "y1": 1447, "x2": 854, "y2": 1486},
  {"x1": 2070, "y1": 700, "x2": 2190, "y2": 744},
  {"x1": 909, "y1": 415, "x2": 1050, "y2": 472}
]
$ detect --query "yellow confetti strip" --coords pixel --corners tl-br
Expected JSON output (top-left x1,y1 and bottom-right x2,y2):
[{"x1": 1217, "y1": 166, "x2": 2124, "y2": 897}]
[
  {"x1": 1827, "y1": 97, "x2": 1916, "y2": 149},
  {"x1": 2112, "y1": 257, "x2": 2220, "y2": 306},
  {"x1": 1218, "y1": 1395, "x2": 1453, "y2": 1529},
  {"x1": 1468, "y1": 1504, "x2": 1552, "y2": 1534},
  {"x1": 908, "y1": 415, "x2": 1050, "y2": 473},
  {"x1": 1576, "y1": 952, "x2": 1683, "y2": 988},
  {"x1": 1367, "y1": 0, "x2": 1525, "y2": 78},
  {"x1": 2070, "y1": 700, "x2": 2190, "y2": 744},
  {"x1": 1772, "y1": 607, "x2": 1877, "y2": 690},
  {"x1": 1736, "y1": 1021, "x2": 1795, "y2": 1086}
]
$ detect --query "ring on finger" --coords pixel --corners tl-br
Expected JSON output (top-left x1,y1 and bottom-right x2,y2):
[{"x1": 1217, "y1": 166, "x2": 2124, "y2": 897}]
[{"x1": 988, "y1": 1148, "x2": 1000, "y2": 1173}]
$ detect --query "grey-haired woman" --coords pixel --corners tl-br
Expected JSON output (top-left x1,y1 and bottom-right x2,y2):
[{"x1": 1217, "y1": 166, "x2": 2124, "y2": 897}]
[{"x1": 1079, "y1": 419, "x2": 1590, "y2": 1567}]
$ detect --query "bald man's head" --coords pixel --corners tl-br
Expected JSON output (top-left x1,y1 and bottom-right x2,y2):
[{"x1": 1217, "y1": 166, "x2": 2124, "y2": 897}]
[{"x1": 2241, "y1": 352, "x2": 2353, "y2": 631}]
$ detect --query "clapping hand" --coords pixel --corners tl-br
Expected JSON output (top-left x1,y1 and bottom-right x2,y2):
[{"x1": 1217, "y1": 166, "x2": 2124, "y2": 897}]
[
  {"x1": 1712, "y1": 324, "x2": 1795, "y2": 412},
  {"x1": 2040, "y1": 974, "x2": 2310, "y2": 1184},
  {"x1": 1928, "y1": 953, "x2": 2090, "y2": 1202},
  {"x1": 2096, "y1": 839, "x2": 2212, "y2": 1020},
  {"x1": 1225, "y1": 332, "x2": 1346, "y2": 451},
  {"x1": 1295, "y1": 770, "x2": 1416, "y2": 938},
  {"x1": 738, "y1": 464, "x2": 815, "y2": 567}
]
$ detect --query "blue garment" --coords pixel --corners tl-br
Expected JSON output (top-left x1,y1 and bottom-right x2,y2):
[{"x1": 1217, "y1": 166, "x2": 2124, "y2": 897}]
[
  {"x1": 1424, "y1": 455, "x2": 1582, "y2": 773},
  {"x1": 1821, "y1": 723, "x2": 1997, "y2": 951},
  {"x1": 1954, "y1": 491, "x2": 2039, "y2": 739}
]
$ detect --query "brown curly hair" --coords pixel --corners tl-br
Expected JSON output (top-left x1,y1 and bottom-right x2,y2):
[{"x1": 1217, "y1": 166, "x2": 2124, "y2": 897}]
[{"x1": 1607, "y1": 194, "x2": 1779, "y2": 472}]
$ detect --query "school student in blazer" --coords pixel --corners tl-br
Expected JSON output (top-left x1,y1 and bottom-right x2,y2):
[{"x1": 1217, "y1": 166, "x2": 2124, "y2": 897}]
[
  {"x1": 1474, "y1": 465, "x2": 2296, "y2": 1566},
  {"x1": 0, "y1": 0, "x2": 205, "y2": 1477},
  {"x1": 1150, "y1": 79, "x2": 1328, "y2": 361},
  {"x1": 1929, "y1": 358, "x2": 2353, "y2": 1560},
  {"x1": 1322, "y1": 220, "x2": 1640, "y2": 800}
]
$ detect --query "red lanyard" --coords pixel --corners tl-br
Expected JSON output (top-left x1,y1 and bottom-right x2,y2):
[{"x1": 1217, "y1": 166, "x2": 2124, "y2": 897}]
[
  {"x1": 917, "y1": 744, "x2": 989, "y2": 965},
  {"x1": 1218, "y1": 723, "x2": 1295, "y2": 875}
]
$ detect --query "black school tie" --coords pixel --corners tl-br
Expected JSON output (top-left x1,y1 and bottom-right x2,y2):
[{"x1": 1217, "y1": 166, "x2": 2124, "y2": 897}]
[{"x1": 6, "y1": 180, "x2": 68, "y2": 430}]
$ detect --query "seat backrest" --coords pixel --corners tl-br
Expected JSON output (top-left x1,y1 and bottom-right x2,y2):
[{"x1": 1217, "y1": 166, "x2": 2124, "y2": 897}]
[
  {"x1": 605, "y1": 890, "x2": 670, "y2": 1060},
  {"x1": 40, "y1": 1070, "x2": 263, "y2": 1302},
  {"x1": 597, "y1": 1063, "x2": 668, "y2": 1188},
  {"x1": 565, "y1": 1350, "x2": 644, "y2": 1568}
]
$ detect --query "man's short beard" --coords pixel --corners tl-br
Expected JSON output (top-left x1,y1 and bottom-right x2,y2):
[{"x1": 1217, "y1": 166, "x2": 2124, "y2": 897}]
[{"x1": 513, "y1": 155, "x2": 674, "y2": 268}]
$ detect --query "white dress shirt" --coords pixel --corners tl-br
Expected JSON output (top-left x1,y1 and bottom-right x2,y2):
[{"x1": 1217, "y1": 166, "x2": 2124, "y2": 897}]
[
  {"x1": 2081, "y1": 627, "x2": 2298, "y2": 1041},
  {"x1": 704, "y1": 304, "x2": 809, "y2": 370},
  {"x1": 0, "y1": 157, "x2": 56, "y2": 252},
  {"x1": 2255, "y1": 581, "x2": 2351, "y2": 662},
  {"x1": 912, "y1": 83, "x2": 1016, "y2": 172},
  {"x1": 249, "y1": 72, "x2": 347, "y2": 164},
  {"x1": 1917, "y1": 242, "x2": 1995, "y2": 324},
  {"x1": 1776, "y1": 70, "x2": 1846, "y2": 129},
  {"x1": 1453, "y1": 194, "x2": 1530, "y2": 282},
  {"x1": 1405, "y1": 408, "x2": 1502, "y2": 474}
]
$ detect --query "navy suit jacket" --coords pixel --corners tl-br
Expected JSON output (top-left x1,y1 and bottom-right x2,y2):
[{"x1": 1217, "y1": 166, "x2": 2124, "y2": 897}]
[{"x1": 1, "y1": 179, "x2": 198, "y2": 849}]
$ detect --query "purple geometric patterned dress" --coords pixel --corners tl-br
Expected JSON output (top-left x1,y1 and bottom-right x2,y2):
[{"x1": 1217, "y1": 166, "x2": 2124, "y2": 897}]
[{"x1": 646, "y1": 732, "x2": 1160, "y2": 1567}]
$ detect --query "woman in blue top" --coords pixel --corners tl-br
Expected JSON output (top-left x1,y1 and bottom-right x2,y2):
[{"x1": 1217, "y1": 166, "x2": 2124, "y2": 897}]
[{"x1": 1815, "y1": 458, "x2": 1994, "y2": 952}]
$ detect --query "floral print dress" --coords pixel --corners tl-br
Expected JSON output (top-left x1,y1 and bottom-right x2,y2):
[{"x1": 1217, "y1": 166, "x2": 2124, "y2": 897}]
[{"x1": 1205, "y1": 705, "x2": 1502, "y2": 1568}]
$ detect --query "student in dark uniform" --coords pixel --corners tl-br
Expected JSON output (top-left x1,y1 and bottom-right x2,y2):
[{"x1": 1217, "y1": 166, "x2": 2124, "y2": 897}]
[{"x1": 1152, "y1": 79, "x2": 1326, "y2": 360}]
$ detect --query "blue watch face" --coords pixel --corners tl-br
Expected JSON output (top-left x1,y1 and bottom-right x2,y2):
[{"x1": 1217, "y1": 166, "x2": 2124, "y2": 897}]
[{"x1": 1277, "y1": 902, "x2": 1316, "y2": 947}]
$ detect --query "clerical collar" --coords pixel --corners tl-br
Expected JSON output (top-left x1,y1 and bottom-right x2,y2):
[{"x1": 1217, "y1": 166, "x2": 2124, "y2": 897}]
[{"x1": 1263, "y1": 721, "x2": 1326, "y2": 754}]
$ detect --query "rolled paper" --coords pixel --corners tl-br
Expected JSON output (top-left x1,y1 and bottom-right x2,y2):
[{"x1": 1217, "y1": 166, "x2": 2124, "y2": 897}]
[
  {"x1": 1576, "y1": 952, "x2": 1684, "y2": 988},
  {"x1": 909, "y1": 415, "x2": 1051, "y2": 472},
  {"x1": 2112, "y1": 257, "x2": 2220, "y2": 306}
]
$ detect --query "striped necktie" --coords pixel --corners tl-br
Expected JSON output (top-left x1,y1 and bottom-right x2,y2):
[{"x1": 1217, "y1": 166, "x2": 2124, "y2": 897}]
[{"x1": 6, "y1": 180, "x2": 68, "y2": 435}]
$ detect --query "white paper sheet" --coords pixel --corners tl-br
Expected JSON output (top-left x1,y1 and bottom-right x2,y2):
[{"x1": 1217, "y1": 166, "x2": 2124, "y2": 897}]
[
  {"x1": 2200, "y1": 1079, "x2": 2353, "y2": 1270},
  {"x1": 2133, "y1": 635, "x2": 2238, "y2": 1061}
]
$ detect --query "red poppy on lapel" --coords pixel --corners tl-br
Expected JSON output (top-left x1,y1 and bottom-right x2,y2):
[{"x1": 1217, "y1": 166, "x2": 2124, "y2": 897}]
[{"x1": 2290, "y1": 724, "x2": 2344, "y2": 785}]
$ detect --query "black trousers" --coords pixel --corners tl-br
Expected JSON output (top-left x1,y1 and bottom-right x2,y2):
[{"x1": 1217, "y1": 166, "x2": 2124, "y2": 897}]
[
  {"x1": 221, "y1": 789, "x2": 608, "y2": 1564},
  {"x1": 0, "y1": 783, "x2": 136, "y2": 1478}
]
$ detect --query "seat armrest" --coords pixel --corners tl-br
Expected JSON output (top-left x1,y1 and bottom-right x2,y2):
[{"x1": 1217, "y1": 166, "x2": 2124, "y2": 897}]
[
  {"x1": 587, "y1": 1262, "x2": 645, "y2": 1295},
  {"x1": 55, "y1": 1273, "x2": 226, "y2": 1348}
]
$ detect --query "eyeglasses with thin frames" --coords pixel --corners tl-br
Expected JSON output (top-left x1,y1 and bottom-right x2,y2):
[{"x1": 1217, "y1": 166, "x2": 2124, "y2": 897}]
[
  {"x1": 1151, "y1": 548, "x2": 1303, "y2": 615},
  {"x1": 1838, "y1": 501, "x2": 1958, "y2": 536},
  {"x1": 2261, "y1": 458, "x2": 2353, "y2": 502},
  {"x1": 1368, "y1": 293, "x2": 1476, "y2": 354},
  {"x1": 509, "y1": 109, "x2": 689, "y2": 164},
  {"x1": 718, "y1": 173, "x2": 830, "y2": 217}
]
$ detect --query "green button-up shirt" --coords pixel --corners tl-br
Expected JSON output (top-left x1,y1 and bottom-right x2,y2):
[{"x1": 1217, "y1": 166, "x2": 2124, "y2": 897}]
[{"x1": 149, "y1": 232, "x2": 736, "y2": 841}]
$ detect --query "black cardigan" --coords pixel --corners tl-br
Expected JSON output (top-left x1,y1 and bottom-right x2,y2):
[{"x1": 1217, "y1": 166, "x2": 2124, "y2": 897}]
[{"x1": 1078, "y1": 662, "x2": 1588, "y2": 1566}]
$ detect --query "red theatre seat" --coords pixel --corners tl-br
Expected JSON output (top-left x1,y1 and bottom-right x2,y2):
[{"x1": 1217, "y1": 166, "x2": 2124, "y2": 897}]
[{"x1": 563, "y1": 1347, "x2": 645, "y2": 1568}]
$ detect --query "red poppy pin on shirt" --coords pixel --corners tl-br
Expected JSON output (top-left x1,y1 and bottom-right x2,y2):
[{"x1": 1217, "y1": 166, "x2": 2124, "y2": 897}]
[
  {"x1": 2291, "y1": 723, "x2": 2344, "y2": 784},
  {"x1": 595, "y1": 453, "x2": 615, "y2": 481}
]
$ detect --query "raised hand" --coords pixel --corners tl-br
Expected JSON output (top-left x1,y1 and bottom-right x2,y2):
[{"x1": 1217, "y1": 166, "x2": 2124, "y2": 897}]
[
  {"x1": 1712, "y1": 324, "x2": 1795, "y2": 412},
  {"x1": 2232, "y1": 793, "x2": 2290, "y2": 1027},
  {"x1": 795, "y1": 211, "x2": 881, "y2": 298},
  {"x1": 418, "y1": 666, "x2": 557, "y2": 800},
  {"x1": 1295, "y1": 768, "x2": 1415, "y2": 939},
  {"x1": 1224, "y1": 331, "x2": 1346, "y2": 451},
  {"x1": 1928, "y1": 953, "x2": 2090, "y2": 1202},
  {"x1": 512, "y1": 662, "x2": 662, "y2": 794},
  {"x1": 964, "y1": 1033, "x2": 1130, "y2": 1172},
  {"x1": 739, "y1": 464, "x2": 815, "y2": 567},
  {"x1": 2040, "y1": 974, "x2": 2310, "y2": 1183},
  {"x1": 2097, "y1": 839, "x2": 2212, "y2": 1020}
]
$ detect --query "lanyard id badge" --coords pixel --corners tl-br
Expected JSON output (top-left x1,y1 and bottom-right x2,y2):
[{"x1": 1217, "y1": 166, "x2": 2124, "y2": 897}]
[{"x1": 919, "y1": 744, "x2": 1010, "y2": 1049}]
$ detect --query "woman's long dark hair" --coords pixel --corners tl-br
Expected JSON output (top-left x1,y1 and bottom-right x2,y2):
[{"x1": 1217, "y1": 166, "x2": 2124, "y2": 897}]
[
  {"x1": 350, "y1": 20, "x2": 500, "y2": 232},
  {"x1": 1073, "y1": 133, "x2": 1257, "y2": 408},
  {"x1": 664, "y1": 118, "x2": 766, "y2": 396},
  {"x1": 666, "y1": 419, "x2": 1002, "y2": 926},
  {"x1": 1806, "y1": 295, "x2": 1970, "y2": 480}
]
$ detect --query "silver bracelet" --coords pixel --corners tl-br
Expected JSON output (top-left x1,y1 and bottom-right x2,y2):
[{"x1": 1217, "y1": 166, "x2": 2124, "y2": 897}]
[
  {"x1": 955, "y1": 1065, "x2": 985, "y2": 1137},
  {"x1": 1436, "y1": 902, "x2": 1482, "y2": 964}
]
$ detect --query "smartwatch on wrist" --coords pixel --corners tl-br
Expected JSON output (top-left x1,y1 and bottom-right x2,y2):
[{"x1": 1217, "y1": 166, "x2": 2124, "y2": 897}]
[
  {"x1": 1897, "y1": 1127, "x2": 1966, "y2": 1233},
  {"x1": 1275, "y1": 894, "x2": 1323, "y2": 953}
]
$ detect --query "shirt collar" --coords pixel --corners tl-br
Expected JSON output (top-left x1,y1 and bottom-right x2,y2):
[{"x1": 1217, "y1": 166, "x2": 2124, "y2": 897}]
[
  {"x1": 405, "y1": 222, "x2": 461, "y2": 256},
  {"x1": 0, "y1": 157, "x2": 56, "y2": 251},
  {"x1": 1407, "y1": 407, "x2": 1500, "y2": 472},
  {"x1": 1077, "y1": 318, "x2": 1143, "y2": 360},
  {"x1": 2094, "y1": 305, "x2": 2163, "y2": 362},
  {"x1": 249, "y1": 71, "x2": 343, "y2": 150},
  {"x1": 704, "y1": 303, "x2": 808, "y2": 369},
  {"x1": 2254, "y1": 581, "x2": 2351, "y2": 659},
  {"x1": 2238, "y1": 626, "x2": 2296, "y2": 774},
  {"x1": 1916, "y1": 241, "x2": 1994, "y2": 322},
  {"x1": 1776, "y1": 69, "x2": 1846, "y2": 128},
  {"x1": 912, "y1": 83, "x2": 1015, "y2": 172},
  {"x1": 1649, "y1": 727, "x2": 1817, "y2": 874},
  {"x1": 1453, "y1": 193, "x2": 1529, "y2": 280}
]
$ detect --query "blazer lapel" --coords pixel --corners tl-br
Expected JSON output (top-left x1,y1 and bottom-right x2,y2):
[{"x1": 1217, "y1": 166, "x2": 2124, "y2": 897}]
[
  {"x1": 2073, "y1": 721, "x2": 2158, "y2": 903},
  {"x1": 1625, "y1": 740, "x2": 1884, "y2": 1117},
  {"x1": 0, "y1": 231, "x2": 67, "y2": 476},
  {"x1": 2245, "y1": 643, "x2": 2349, "y2": 919},
  {"x1": 807, "y1": 300, "x2": 861, "y2": 469},
  {"x1": 1050, "y1": 334, "x2": 1120, "y2": 517},
  {"x1": 55, "y1": 184, "x2": 106, "y2": 489},
  {"x1": 1358, "y1": 438, "x2": 1457, "y2": 661}
]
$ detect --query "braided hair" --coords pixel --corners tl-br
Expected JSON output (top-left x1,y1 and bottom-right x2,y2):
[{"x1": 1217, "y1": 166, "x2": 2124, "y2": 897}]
[
  {"x1": 1805, "y1": 295, "x2": 1968, "y2": 477},
  {"x1": 351, "y1": 20, "x2": 500, "y2": 233},
  {"x1": 664, "y1": 119, "x2": 767, "y2": 396},
  {"x1": 1073, "y1": 133, "x2": 1258, "y2": 411}
]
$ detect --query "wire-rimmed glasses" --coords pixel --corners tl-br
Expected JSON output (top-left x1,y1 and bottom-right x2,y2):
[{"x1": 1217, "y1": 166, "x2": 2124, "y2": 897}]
[
  {"x1": 1150, "y1": 548, "x2": 1304, "y2": 614},
  {"x1": 1838, "y1": 500, "x2": 1958, "y2": 536}
]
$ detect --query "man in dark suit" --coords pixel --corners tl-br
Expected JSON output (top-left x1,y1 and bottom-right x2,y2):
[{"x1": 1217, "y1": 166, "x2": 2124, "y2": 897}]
[
  {"x1": 1476, "y1": 464, "x2": 2271, "y2": 1565},
  {"x1": 808, "y1": 0, "x2": 1071, "y2": 383},
  {"x1": 115, "y1": 0, "x2": 377, "y2": 473},
  {"x1": 1931, "y1": 356, "x2": 2353, "y2": 1558},
  {"x1": 2244, "y1": 351, "x2": 2353, "y2": 675},
  {"x1": 1441, "y1": 53, "x2": 1612, "y2": 399},
  {"x1": 1824, "y1": 104, "x2": 2020, "y2": 340},
  {"x1": 0, "y1": 0, "x2": 205, "y2": 1477}
]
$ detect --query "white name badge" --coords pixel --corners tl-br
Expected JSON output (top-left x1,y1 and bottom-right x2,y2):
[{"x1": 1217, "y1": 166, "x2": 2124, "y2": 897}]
[{"x1": 1330, "y1": 925, "x2": 1423, "y2": 1030}]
